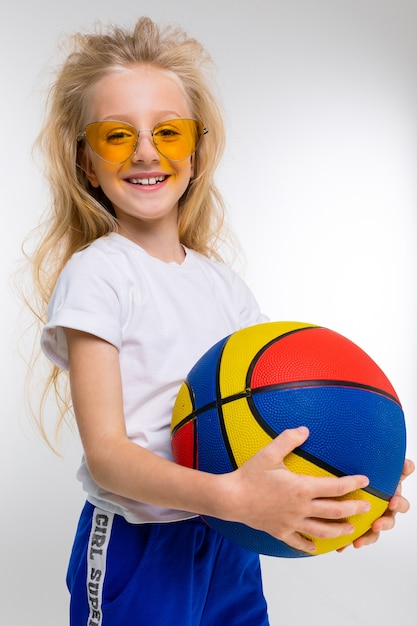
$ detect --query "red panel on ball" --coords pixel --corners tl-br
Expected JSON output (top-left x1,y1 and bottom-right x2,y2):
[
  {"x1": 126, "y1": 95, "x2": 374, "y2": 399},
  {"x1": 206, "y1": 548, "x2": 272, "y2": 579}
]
[
  {"x1": 250, "y1": 327, "x2": 399, "y2": 400},
  {"x1": 172, "y1": 421, "x2": 196, "y2": 469}
]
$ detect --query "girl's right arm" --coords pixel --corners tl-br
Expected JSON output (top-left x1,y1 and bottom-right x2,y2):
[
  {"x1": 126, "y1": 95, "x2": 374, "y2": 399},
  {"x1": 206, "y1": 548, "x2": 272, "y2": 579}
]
[{"x1": 65, "y1": 328, "x2": 372, "y2": 554}]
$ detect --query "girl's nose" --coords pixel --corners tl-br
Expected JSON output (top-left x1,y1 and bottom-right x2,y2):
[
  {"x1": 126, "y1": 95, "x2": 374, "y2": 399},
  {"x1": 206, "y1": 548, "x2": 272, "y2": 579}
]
[{"x1": 131, "y1": 129, "x2": 160, "y2": 162}]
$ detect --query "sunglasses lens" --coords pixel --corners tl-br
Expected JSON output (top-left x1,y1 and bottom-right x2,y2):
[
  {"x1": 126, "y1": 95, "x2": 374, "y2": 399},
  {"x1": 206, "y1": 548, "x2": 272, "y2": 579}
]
[
  {"x1": 84, "y1": 121, "x2": 137, "y2": 163},
  {"x1": 153, "y1": 119, "x2": 205, "y2": 161}
]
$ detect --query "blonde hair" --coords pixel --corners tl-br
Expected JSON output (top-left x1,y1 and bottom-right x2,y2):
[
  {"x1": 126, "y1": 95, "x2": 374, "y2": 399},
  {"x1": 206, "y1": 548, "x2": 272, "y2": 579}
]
[{"x1": 26, "y1": 17, "x2": 228, "y2": 446}]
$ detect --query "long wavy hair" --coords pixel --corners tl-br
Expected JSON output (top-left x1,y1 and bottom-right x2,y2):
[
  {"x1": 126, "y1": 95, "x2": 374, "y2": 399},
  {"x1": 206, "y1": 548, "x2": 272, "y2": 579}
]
[{"x1": 25, "y1": 17, "x2": 228, "y2": 447}]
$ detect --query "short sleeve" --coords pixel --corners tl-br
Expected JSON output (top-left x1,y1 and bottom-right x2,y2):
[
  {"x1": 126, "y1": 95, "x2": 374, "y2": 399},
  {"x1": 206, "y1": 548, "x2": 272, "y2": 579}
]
[
  {"x1": 230, "y1": 269, "x2": 270, "y2": 328},
  {"x1": 41, "y1": 248, "x2": 123, "y2": 370}
]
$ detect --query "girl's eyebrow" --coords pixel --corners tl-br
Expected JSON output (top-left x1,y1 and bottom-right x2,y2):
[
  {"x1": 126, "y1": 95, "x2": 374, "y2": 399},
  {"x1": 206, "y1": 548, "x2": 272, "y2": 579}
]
[{"x1": 99, "y1": 111, "x2": 185, "y2": 123}]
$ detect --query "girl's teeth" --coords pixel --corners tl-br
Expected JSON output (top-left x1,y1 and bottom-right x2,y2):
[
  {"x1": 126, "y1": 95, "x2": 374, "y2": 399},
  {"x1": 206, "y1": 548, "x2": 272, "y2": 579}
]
[{"x1": 131, "y1": 176, "x2": 165, "y2": 185}]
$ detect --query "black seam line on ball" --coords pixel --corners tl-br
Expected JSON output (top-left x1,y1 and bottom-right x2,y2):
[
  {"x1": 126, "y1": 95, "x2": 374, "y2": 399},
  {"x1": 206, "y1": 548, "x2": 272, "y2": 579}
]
[
  {"x1": 172, "y1": 377, "x2": 400, "y2": 437},
  {"x1": 250, "y1": 379, "x2": 401, "y2": 406},
  {"x1": 291, "y1": 449, "x2": 391, "y2": 501},
  {"x1": 171, "y1": 377, "x2": 400, "y2": 441}
]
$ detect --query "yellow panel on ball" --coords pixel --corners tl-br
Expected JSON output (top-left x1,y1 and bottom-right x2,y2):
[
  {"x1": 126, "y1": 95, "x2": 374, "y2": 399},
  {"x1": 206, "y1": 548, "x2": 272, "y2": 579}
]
[
  {"x1": 171, "y1": 382, "x2": 193, "y2": 432},
  {"x1": 221, "y1": 398, "x2": 273, "y2": 467}
]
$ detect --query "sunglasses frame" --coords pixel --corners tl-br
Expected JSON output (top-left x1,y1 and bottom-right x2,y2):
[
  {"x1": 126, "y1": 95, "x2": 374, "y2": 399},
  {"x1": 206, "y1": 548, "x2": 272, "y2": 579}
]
[{"x1": 77, "y1": 118, "x2": 208, "y2": 164}]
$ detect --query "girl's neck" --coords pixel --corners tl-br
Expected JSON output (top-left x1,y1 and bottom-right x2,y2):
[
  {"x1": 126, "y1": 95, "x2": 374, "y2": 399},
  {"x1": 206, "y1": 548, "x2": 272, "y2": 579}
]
[{"x1": 116, "y1": 222, "x2": 186, "y2": 265}]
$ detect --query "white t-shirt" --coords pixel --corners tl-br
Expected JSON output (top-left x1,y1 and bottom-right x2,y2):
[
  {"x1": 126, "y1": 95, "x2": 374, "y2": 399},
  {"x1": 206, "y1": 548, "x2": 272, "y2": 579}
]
[{"x1": 42, "y1": 233, "x2": 267, "y2": 523}]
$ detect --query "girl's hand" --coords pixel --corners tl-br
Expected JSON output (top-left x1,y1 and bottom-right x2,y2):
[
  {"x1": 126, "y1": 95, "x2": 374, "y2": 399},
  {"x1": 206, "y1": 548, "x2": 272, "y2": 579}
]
[
  {"x1": 225, "y1": 426, "x2": 371, "y2": 554},
  {"x1": 338, "y1": 457, "x2": 414, "y2": 551}
]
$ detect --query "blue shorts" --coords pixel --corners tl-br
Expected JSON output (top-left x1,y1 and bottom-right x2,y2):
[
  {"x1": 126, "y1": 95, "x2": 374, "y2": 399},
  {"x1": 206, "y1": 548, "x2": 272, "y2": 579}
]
[{"x1": 67, "y1": 501, "x2": 269, "y2": 625}]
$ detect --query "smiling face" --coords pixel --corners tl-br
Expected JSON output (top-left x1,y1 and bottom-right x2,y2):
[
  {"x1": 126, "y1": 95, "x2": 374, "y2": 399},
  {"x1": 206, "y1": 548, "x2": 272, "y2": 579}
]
[{"x1": 82, "y1": 64, "x2": 195, "y2": 240}]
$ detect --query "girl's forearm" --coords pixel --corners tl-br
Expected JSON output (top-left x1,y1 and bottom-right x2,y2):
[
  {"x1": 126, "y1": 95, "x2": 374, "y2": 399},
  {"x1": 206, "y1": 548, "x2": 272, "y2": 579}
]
[{"x1": 85, "y1": 434, "x2": 237, "y2": 521}]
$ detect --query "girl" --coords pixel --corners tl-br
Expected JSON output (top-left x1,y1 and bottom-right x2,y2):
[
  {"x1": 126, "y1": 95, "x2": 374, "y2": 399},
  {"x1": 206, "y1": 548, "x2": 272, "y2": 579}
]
[{"x1": 30, "y1": 16, "x2": 413, "y2": 625}]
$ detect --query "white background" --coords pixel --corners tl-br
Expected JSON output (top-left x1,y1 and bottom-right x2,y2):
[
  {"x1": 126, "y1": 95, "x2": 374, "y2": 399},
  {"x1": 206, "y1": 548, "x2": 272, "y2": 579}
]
[{"x1": 1, "y1": 1, "x2": 416, "y2": 624}]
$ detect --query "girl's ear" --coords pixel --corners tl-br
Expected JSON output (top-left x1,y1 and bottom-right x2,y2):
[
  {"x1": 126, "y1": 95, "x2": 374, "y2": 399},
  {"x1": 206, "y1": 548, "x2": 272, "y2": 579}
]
[
  {"x1": 84, "y1": 160, "x2": 101, "y2": 188},
  {"x1": 78, "y1": 146, "x2": 100, "y2": 188},
  {"x1": 190, "y1": 154, "x2": 195, "y2": 179}
]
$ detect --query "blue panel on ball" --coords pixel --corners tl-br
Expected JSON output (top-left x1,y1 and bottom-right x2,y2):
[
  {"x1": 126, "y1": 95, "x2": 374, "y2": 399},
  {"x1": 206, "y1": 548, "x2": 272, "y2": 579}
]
[
  {"x1": 187, "y1": 335, "x2": 229, "y2": 412},
  {"x1": 251, "y1": 386, "x2": 406, "y2": 496},
  {"x1": 203, "y1": 516, "x2": 310, "y2": 558},
  {"x1": 197, "y1": 406, "x2": 235, "y2": 474}
]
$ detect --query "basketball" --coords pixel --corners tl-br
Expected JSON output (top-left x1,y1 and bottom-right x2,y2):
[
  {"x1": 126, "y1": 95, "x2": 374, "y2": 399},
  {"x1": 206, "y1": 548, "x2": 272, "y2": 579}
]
[{"x1": 171, "y1": 321, "x2": 406, "y2": 557}]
